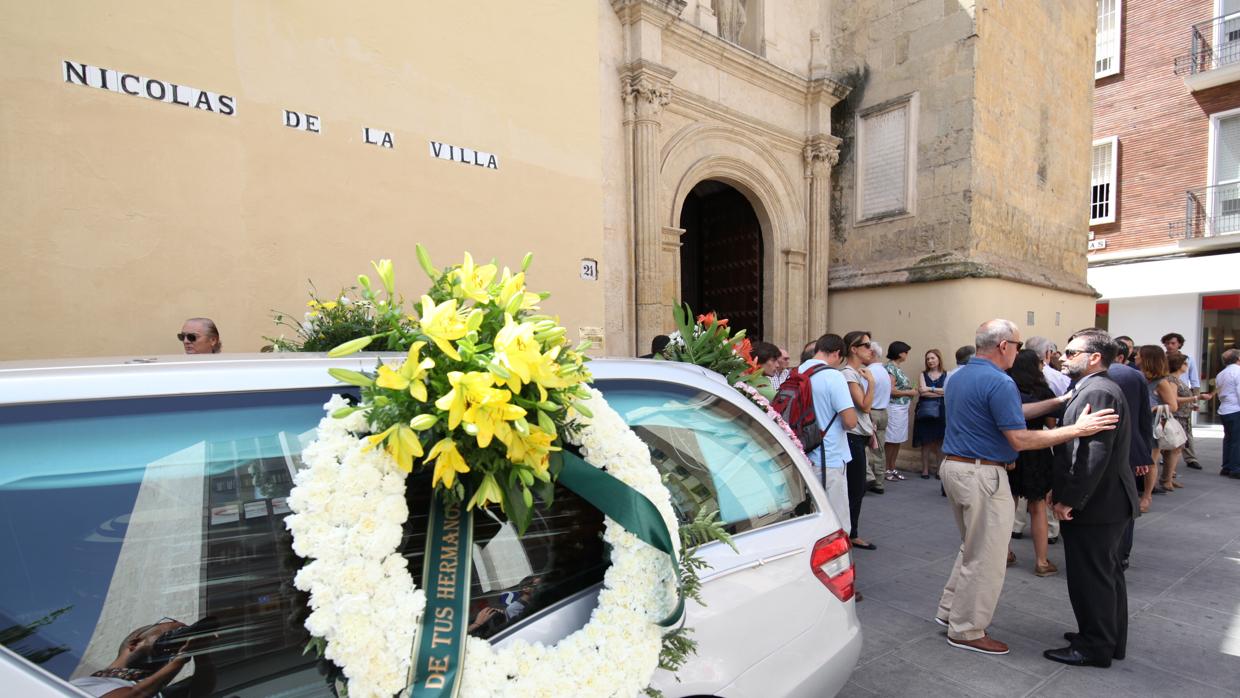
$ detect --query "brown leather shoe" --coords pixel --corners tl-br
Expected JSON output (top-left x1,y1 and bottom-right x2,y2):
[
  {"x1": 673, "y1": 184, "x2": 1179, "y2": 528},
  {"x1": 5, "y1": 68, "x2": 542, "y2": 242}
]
[
  {"x1": 1172, "y1": 481, "x2": 1184, "y2": 489},
  {"x1": 948, "y1": 634, "x2": 1010, "y2": 655},
  {"x1": 1006, "y1": 551, "x2": 1017, "y2": 567},
  {"x1": 1035, "y1": 560, "x2": 1059, "y2": 577}
]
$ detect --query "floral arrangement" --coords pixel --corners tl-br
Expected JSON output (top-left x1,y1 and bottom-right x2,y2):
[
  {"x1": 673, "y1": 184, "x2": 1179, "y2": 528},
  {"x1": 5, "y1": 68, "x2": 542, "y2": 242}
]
[
  {"x1": 733, "y1": 381, "x2": 804, "y2": 452},
  {"x1": 265, "y1": 266, "x2": 415, "y2": 352},
  {"x1": 323, "y1": 247, "x2": 592, "y2": 535},
  {"x1": 284, "y1": 250, "x2": 731, "y2": 698},
  {"x1": 659, "y1": 303, "x2": 773, "y2": 400}
]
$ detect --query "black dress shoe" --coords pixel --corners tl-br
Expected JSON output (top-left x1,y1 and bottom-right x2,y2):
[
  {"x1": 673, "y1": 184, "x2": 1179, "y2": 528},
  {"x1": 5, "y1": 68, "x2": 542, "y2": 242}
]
[
  {"x1": 1043, "y1": 646, "x2": 1111, "y2": 668},
  {"x1": 1120, "y1": 557, "x2": 1129, "y2": 571},
  {"x1": 1011, "y1": 532, "x2": 1024, "y2": 540},
  {"x1": 1186, "y1": 461, "x2": 1202, "y2": 470},
  {"x1": 1062, "y1": 633, "x2": 1125, "y2": 660},
  {"x1": 1048, "y1": 536, "x2": 1059, "y2": 545},
  {"x1": 867, "y1": 484, "x2": 885, "y2": 494}
]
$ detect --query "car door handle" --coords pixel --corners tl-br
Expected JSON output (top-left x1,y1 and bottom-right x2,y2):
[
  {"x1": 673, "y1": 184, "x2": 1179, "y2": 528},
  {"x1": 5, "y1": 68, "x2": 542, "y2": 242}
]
[{"x1": 700, "y1": 547, "x2": 803, "y2": 583}]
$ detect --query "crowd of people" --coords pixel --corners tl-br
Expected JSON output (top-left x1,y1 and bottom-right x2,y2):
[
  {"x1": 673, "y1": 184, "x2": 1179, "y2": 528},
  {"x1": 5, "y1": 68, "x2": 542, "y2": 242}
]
[{"x1": 750, "y1": 320, "x2": 1240, "y2": 668}]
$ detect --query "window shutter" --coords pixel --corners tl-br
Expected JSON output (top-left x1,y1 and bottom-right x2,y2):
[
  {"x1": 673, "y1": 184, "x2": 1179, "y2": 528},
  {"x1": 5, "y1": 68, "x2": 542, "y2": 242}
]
[
  {"x1": 1090, "y1": 138, "x2": 1117, "y2": 225},
  {"x1": 860, "y1": 105, "x2": 909, "y2": 219}
]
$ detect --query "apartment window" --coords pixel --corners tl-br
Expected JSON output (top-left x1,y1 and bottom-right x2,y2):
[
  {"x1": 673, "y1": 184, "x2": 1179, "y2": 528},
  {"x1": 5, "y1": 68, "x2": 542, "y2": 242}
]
[
  {"x1": 1096, "y1": 0, "x2": 1121, "y2": 78},
  {"x1": 1209, "y1": 110, "x2": 1240, "y2": 234},
  {"x1": 855, "y1": 94, "x2": 918, "y2": 222},
  {"x1": 1091, "y1": 136, "x2": 1118, "y2": 225}
]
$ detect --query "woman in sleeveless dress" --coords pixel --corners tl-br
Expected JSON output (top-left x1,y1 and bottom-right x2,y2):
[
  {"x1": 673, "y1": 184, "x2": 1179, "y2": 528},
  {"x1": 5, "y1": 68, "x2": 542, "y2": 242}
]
[{"x1": 912, "y1": 349, "x2": 946, "y2": 478}]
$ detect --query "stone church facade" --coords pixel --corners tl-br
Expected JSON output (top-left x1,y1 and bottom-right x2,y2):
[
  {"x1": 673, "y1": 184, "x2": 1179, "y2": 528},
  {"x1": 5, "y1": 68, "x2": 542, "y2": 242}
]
[{"x1": 600, "y1": 0, "x2": 1098, "y2": 357}]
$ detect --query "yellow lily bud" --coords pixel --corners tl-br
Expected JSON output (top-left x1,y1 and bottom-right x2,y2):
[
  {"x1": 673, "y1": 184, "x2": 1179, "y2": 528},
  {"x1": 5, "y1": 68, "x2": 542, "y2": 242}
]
[
  {"x1": 466, "y1": 308, "x2": 485, "y2": 332},
  {"x1": 372, "y1": 259, "x2": 395, "y2": 297},
  {"x1": 327, "y1": 335, "x2": 374, "y2": 357},
  {"x1": 409, "y1": 414, "x2": 438, "y2": 431},
  {"x1": 416, "y1": 243, "x2": 440, "y2": 280},
  {"x1": 521, "y1": 252, "x2": 534, "y2": 271},
  {"x1": 327, "y1": 368, "x2": 374, "y2": 387}
]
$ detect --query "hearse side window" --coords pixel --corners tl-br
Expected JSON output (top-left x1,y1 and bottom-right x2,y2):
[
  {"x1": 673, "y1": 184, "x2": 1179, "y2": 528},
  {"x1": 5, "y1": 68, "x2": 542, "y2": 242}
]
[
  {"x1": 0, "y1": 389, "x2": 606, "y2": 697},
  {"x1": 595, "y1": 378, "x2": 815, "y2": 535}
]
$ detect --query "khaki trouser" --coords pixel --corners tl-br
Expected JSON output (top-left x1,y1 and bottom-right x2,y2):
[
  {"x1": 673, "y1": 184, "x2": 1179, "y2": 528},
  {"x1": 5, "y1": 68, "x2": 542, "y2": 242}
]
[
  {"x1": 866, "y1": 408, "x2": 889, "y2": 485},
  {"x1": 936, "y1": 458, "x2": 1015, "y2": 641},
  {"x1": 1012, "y1": 496, "x2": 1060, "y2": 538}
]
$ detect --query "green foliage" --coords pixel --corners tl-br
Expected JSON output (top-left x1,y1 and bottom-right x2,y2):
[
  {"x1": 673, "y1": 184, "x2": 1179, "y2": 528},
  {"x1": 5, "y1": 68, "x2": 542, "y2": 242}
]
[
  {"x1": 265, "y1": 279, "x2": 415, "y2": 353},
  {"x1": 661, "y1": 302, "x2": 774, "y2": 400},
  {"x1": 650, "y1": 509, "x2": 736, "y2": 695}
]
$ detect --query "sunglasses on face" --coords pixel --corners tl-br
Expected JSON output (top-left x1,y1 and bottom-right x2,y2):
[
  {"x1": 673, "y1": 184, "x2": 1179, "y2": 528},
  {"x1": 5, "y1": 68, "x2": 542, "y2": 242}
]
[
  {"x1": 177, "y1": 333, "x2": 200, "y2": 342},
  {"x1": 1063, "y1": 348, "x2": 1090, "y2": 358},
  {"x1": 1003, "y1": 339, "x2": 1024, "y2": 351}
]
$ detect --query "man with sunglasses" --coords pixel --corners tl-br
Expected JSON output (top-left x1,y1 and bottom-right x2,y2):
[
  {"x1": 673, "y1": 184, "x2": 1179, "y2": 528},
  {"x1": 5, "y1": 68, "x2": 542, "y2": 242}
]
[
  {"x1": 178, "y1": 318, "x2": 222, "y2": 354},
  {"x1": 1044, "y1": 328, "x2": 1137, "y2": 668},
  {"x1": 935, "y1": 319, "x2": 1118, "y2": 657},
  {"x1": 70, "y1": 617, "x2": 216, "y2": 697}
]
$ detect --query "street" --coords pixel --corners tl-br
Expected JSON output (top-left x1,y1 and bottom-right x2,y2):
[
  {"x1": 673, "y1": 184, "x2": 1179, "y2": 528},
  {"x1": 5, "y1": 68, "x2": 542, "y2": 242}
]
[{"x1": 843, "y1": 427, "x2": 1240, "y2": 697}]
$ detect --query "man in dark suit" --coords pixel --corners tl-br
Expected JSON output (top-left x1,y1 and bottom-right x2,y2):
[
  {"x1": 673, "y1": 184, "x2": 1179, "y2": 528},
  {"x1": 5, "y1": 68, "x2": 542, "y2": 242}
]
[
  {"x1": 1045, "y1": 328, "x2": 1138, "y2": 668},
  {"x1": 1108, "y1": 341, "x2": 1153, "y2": 569}
]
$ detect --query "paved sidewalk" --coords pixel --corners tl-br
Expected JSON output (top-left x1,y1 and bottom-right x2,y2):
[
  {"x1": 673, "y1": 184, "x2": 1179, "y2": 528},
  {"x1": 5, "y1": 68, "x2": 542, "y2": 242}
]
[{"x1": 842, "y1": 428, "x2": 1240, "y2": 697}]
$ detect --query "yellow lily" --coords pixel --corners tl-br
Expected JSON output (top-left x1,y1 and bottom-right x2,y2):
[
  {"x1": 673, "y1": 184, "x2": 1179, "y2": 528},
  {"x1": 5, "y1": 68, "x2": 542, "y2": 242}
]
[
  {"x1": 451, "y1": 252, "x2": 498, "y2": 304},
  {"x1": 435, "y1": 371, "x2": 500, "y2": 430},
  {"x1": 469, "y1": 395, "x2": 527, "y2": 448},
  {"x1": 418, "y1": 295, "x2": 469, "y2": 360},
  {"x1": 497, "y1": 268, "x2": 541, "y2": 313},
  {"x1": 426, "y1": 437, "x2": 470, "y2": 488},
  {"x1": 505, "y1": 424, "x2": 558, "y2": 473},
  {"x1": 526, "y1": 346, "x2": 577, "y2": 401},
  {"x1": 372, "y1": 259, "x2": 395, "y2": 297},
  {"x1": 374, "y1": 341, "x2": 435, "y2": 402},
  {"x1": 466, "y1": 472, "x2": 505, "y2": 511},
  {"x1": 364, "y1": 423, "x2": 424, "y2": 473},
  {"x1": 493, "y1": 314, "x2": 543, "y2": 392}
]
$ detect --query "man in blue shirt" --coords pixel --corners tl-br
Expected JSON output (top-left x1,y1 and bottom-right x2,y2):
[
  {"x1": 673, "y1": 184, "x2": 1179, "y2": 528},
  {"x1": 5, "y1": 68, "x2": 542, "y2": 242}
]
[
  {"x1": 800, "y1": 334, "x2": 858, "y2": 541},
  {"x1": 936, "y1": 320, "x2": 1118, "y2": 656}
]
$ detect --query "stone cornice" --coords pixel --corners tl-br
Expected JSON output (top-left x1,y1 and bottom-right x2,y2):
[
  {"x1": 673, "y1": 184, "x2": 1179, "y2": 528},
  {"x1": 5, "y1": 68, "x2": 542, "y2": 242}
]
[
  {"x1": 664, "y1": 20, "x2": 849, "y2": 106},
  {"x1": 808, "y1": 76, "x2": 851, "y2": 108},
  {"x1": 611, "y1": 0, "x2": 687, "y2": 26},
  {"x1": 828, "y1": 256, "x2": 1097, "y2": 296},
  {"x1": 665, "y1": 88, "x2": 805, "y2": 153}
]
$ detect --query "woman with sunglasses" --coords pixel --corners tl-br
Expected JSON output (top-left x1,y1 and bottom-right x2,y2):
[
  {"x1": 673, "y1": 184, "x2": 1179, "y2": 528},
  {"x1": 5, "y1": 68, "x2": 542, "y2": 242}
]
[{"x1": 179, "y1": 318, "x2": 222, "y2": 354}]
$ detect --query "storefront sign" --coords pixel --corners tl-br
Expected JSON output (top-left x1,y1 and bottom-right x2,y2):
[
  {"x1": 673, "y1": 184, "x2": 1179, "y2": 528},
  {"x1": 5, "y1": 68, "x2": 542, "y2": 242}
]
[
  {"x1": 430, "y1": 141, "x2": 498, "y2": 169},
  {"x1": 1088, "y1": 239, "x2": 1107, "y2": 251},
  {"x1": 63, "y1": 60, "x2": 236, "y2": 115}
]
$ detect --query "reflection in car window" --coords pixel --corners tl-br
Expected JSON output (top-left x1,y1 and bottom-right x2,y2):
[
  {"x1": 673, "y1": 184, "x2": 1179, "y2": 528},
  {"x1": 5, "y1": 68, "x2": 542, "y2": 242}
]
[
  {"x1": 596, "y1": 378, "x2": 815, "y2": 534},
  {"x1": 0, "y1": 390, "x2": 607, "y2": 696}
]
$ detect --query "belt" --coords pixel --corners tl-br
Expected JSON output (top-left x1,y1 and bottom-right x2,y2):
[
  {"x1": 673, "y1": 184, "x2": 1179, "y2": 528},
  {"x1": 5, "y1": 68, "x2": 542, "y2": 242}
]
[{"x1": 944, "y1": 454, "x2": 1010, "y2": 467}]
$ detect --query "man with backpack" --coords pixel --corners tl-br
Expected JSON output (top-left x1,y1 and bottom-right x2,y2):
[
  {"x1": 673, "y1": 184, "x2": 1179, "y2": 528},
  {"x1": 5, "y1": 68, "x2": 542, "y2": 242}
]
[{"x1": 776, "y1": 333, "x2": 858, "y2": 537}]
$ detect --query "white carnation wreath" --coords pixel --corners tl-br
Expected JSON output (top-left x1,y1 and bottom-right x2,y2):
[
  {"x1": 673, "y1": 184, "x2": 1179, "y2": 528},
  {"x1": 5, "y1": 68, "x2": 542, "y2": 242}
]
[{"x1": 286, "y1": 388, "x2": 681, "y2": 698}]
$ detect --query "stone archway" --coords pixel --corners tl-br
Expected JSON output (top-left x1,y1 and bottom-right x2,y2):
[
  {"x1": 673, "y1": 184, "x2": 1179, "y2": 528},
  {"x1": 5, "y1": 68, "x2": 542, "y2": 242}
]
[{"x1": 679, "y1": 179, "x2": 764, "y2": 339}]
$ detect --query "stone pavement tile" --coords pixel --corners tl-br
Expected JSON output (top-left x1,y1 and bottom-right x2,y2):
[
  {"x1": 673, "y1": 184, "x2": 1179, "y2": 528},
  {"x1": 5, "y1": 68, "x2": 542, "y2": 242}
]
[
  {"x1": 1142, "y1": 598, "x2": 1240, "y2": 635},
  {"x1": 987, "y1": 604, "x2": 1076, "y2": 646},
  {"x1": 994, "y1": 587, "x2": 1081, "y2": 628},
  {"x1": 858, "y1": 578, "x2": 944, "y2": 621},
  {"x1": 899, "y1": 632, "x2": 1045, "y2": 696},
  {"x1": 1162, "y1": 578, "x2": 1240, "y2": 617},
  {"x1": 834, "y1": 680, "x2": 878, "y2": 697},
  {"x1": 1030, "y1": 654, "x2": 1231, "y2": 698},
  {"x1": 855, "y1": 625, "x2": 903, "y2": 668},
  {"x1": 855, "y1": 598, "x2": 945, "y2": 641},
  {"x1": 852, "y1": 546, "x2": 932, "y2": 576},
  {"x1": 848, "y1": 656, "x2": 984, "y2": 697},
  {"x1": 1122, "y1": 614, "x2": 1240, "y2": 690}
]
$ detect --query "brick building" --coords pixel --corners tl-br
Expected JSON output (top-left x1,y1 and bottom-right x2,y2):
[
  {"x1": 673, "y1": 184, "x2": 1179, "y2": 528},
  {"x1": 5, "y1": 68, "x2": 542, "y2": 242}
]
[{"x1": 1088, "y1": 0, "x2": 1240, "y2": 424}]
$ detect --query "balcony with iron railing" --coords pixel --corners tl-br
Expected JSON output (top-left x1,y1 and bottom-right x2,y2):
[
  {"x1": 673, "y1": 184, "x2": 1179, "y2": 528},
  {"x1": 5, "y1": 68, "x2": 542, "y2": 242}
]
[
  {"x1": 1176, "y1": 14, "x2": 1240, "y2": 90},
  {"x1": 1168, "y1": 183, "x2": 1240, "y2": 240}
]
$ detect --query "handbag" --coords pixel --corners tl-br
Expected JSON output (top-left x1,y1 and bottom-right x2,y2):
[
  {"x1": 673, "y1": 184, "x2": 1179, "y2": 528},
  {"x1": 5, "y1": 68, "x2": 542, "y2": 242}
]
[
  {"x1": 915, "y1": 396, "x2": 942, "y2": 420},
  {"x1": 1152, "y1": 404, "x2": 1187, "y2": 450}
]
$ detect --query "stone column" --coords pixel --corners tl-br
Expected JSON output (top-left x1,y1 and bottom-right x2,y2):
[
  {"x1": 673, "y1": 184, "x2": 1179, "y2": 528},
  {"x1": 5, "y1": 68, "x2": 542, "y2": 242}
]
[
  {"x1": 803, "y1": 136, "x2": 840, "y2": 335},
  {"x1": 661, "y1": 226, "x2": 686, "y2": 312},
  {"x1": 622, "y1": 63, "x2": 676, "y2": 350},
  {"x1": 782, "y1": 248, "x2": 807, "y2": 348}
]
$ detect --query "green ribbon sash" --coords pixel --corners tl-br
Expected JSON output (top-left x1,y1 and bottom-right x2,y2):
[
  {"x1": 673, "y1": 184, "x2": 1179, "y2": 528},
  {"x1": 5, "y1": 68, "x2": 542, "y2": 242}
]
[
  {"x1": 409, "y1": 496, "x2": 474, "y2": 698},
  {"x1": 554, "y1": 450, "x2": 684, "y2": 627},
  {"x1": 408, "y1": 448, "x2": 684, "y2": 696}
]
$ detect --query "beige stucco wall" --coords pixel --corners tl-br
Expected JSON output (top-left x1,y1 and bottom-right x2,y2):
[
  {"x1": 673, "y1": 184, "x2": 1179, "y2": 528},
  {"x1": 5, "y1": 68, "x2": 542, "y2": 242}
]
[
  {"x1": 0, "y1": 2, "x2": 606, "y2": 360},
  {"x1": 826, "y1": 278, "x2": 1095, "y2": 362}
]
